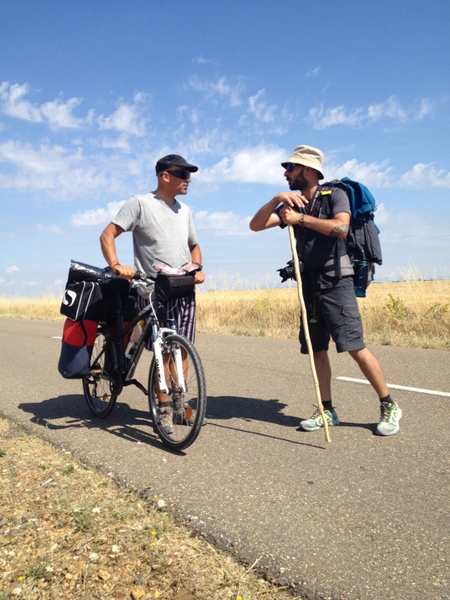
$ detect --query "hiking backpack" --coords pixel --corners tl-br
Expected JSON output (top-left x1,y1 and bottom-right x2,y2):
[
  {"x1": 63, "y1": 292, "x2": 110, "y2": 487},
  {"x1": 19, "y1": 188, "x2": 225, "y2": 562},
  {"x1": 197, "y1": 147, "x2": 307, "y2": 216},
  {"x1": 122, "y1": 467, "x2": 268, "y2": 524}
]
[{"x1": 320, "y1": 177, "x2": 383, "y2": 297}]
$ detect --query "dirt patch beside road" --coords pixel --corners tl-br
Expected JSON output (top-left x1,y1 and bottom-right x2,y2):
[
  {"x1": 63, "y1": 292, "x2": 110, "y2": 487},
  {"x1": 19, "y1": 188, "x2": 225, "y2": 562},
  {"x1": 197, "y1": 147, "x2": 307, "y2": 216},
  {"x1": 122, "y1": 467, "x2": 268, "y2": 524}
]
[{"x1": 0, "y1": 418, "x2": 296, "y2": 600}]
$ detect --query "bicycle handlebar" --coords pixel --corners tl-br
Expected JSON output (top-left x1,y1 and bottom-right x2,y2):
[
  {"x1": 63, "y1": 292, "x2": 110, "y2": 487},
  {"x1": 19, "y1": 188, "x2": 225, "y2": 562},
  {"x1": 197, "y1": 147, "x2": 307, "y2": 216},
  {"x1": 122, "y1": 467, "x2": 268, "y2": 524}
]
[
  {"x1": 134, "y1": 263, "x2": 202, "y2": 283},
  {"x1": 109, "y1": 262, "x2": 202, "y2": 288}
]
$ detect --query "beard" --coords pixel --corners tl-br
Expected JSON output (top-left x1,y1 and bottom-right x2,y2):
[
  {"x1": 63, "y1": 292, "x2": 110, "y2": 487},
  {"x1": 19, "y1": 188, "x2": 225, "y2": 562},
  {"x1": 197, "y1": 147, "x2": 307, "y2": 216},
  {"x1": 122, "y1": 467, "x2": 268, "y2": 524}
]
[{"x1": 289, "y1": 172, "x2": 308, "y2": 191}]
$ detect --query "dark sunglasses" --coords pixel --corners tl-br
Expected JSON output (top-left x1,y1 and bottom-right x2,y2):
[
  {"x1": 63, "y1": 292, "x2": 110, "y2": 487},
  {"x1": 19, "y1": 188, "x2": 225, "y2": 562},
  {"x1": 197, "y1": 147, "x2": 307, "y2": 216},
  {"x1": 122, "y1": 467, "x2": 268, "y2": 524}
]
[
  {"x1": 166, "y1": 169, "x2": 192, "y2": 180},
  {"x1": 284, "y1": 163, "x2": 302, "y2": 173}
]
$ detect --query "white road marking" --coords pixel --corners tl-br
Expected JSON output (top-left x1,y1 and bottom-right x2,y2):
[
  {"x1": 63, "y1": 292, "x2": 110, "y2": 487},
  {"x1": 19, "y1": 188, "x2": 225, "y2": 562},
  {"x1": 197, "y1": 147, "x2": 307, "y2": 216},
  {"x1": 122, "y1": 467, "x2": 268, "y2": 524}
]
[{"x1": 337, "y1": 376, "x2": 450, "y2": 397}]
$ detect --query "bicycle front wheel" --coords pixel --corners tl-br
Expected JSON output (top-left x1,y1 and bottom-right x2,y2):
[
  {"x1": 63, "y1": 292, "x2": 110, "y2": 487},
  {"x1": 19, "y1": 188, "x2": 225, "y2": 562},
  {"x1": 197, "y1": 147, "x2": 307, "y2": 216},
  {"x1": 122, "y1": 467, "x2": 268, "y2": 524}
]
[
  {"x1": 83, "y1": 330, "x2": 121, "y2": 418},
  {"x1": 148, "y1": 333, "x2": 207, "y2": 451}
]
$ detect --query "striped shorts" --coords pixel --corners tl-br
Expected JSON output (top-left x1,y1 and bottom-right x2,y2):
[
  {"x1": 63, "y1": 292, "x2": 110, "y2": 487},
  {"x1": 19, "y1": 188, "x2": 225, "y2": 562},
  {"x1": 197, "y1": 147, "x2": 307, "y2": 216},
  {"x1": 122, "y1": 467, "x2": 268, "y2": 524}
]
[{"x1": 137, "y1": 293, "x2": 196, "y2": 350}]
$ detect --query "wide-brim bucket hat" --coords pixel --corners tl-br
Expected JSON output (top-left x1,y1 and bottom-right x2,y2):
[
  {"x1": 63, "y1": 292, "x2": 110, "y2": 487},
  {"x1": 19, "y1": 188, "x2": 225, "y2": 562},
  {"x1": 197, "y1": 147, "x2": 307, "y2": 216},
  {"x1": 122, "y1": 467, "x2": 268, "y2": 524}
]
[{"x1": 281, "y1": 145, "x2": 324, "y2": 180}]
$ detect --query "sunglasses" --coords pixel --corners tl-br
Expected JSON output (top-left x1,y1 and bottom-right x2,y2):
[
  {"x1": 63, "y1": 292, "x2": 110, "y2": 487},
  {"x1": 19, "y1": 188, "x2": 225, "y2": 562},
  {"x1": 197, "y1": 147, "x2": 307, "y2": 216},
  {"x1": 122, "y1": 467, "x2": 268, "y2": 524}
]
[
  {"x1": 284, "y1": 163, "x2": 302, "y2": 173},
  {"x1": 166, "y1": 169, "x2": 192, "y2": 180}
]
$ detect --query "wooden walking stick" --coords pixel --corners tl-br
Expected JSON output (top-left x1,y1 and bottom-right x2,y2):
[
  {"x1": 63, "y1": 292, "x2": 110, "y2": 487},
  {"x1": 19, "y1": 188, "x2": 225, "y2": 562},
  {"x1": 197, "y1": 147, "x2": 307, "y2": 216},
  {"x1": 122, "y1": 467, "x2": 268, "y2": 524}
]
[{"x1": 288, "y1": 225, "x2": 331, "y2": 443}]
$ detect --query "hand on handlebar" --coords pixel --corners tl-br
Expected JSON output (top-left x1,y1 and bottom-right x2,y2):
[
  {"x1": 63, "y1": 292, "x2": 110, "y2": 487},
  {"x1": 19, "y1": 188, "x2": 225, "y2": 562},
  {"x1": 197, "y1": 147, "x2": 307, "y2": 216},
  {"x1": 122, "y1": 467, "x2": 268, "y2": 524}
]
[
  {"x1": 112, "y1": 264, "x2": 136, "y2": 281},
  {"x1": 115, "y1": 262, "x2": 206, "y2": 285},
  {"x1": 194, "y1": 270, "x2": 205, "y2": 284}
]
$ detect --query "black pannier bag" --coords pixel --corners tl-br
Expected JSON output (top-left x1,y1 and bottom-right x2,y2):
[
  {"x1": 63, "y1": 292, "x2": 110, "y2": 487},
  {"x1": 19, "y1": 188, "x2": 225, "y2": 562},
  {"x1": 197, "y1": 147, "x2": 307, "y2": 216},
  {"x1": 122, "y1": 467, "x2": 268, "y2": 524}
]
[
  {"x1": 60, "y1": 260, "x2": 131, "y2": 323},
  {"x1": 61, "y1": 279, "x2": 103, "y2": 321},
  {"x1": 154, "y1": 272, "x2": 195, "y2": 302},
  {"x1": 58, "y1": 260, "x2": 133, "y2": 379}
]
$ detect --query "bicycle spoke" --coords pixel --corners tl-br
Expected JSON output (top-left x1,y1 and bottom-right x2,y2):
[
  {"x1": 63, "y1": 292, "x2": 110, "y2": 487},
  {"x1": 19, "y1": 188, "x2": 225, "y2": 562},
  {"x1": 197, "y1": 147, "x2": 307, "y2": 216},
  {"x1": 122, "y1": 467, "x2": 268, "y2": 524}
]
[{"x1": 83, "y1": 330, "x2": 120, "y2": 418}]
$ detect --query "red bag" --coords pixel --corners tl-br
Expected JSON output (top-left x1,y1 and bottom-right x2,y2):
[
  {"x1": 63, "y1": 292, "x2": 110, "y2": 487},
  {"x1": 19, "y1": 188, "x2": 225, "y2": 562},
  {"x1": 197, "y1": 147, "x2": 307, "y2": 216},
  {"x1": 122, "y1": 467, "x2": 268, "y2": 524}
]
[{"x1": 58, "y1": 319, "x2": 98, "y2": 379}]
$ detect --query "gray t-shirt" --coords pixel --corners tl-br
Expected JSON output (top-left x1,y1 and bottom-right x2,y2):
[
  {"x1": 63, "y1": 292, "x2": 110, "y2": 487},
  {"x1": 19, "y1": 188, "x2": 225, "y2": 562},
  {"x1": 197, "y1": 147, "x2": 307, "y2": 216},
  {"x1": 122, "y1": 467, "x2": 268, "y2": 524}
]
[{"x1": 113, "y1": 192, "x2": 198, "y2": 286}]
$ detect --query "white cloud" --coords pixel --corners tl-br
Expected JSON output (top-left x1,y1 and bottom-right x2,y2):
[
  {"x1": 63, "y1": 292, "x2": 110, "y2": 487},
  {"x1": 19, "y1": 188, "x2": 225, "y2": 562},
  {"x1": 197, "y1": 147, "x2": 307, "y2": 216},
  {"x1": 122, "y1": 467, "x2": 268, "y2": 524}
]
[
  {"x1": 0, "y1": 82, "x2": 93, "y2": 129},
  {"x1": 306, "y1": 67, "x2": 321, "y2": 78},
  {"x1": 416, "y1": 98, "x2": 433, "y2": 120},
  {"x1": 177, "y1": 127, "x2": 230, "y2": 157},
  {"x1": 199, "y1": 145, "x2": 286, "y2": 184},
  {"x1": 0, "y1": 82, "x2": 43, "y2": 123},
  {"x1": 41, "y1": 96, "x2": 94, "y2": 130},
  {"x1": 308, "y1": 104, "x2": 363, "y2": 129},
  {"x1": 372, "y1": 203, "x2": 387, "y2": 225},
  {"x1": 367, "y1": 96, "x2": 408, "y2": 122},
  {"x1": 6, "y1": 265, "x2": 20, "y2": 274},
  {"x1": 193, "y1": 56, "x2": 220, "y2": 66},
  {"x1": 0, "y1": 138, "x2": 144, "y2": 198},
  {"x1": 187, "y1": 75, "x2": 243, "y2": 107},
  {"x1": 98, "y1": 92, "x2": 148, "y2": 137},
  {"x1": 324, "y1": 158, "x2": 450, "y2": 190},
  {"x1": 97, "y1": 133, "x2": 132, "y2": 152},
  {"x1": 246, "y1": 89, "x2": 277, "y2": 123},
  {"x1": 0, "y1": 139, "x2": 81, "y2": 175},
  {"x1": 70, "y1": 200, "x2": 126, "y2": 226},
  {"x1": 324, "y1": 159, "x2": 395, "y2": 188},
  {"x1": 308, "y1": 95, "x2": 433, "y2": 129},
  {"x1": 399, "y1": 163, "x2": 450, "y2": 189},
  {"x1": 194, "y1": 210, "x2": 251, "y2": 235}
]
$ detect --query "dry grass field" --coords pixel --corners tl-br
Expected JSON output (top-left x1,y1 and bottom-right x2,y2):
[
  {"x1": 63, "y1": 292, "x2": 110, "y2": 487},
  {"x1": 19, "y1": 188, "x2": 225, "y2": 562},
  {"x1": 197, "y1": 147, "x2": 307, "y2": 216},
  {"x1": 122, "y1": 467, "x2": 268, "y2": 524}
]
[
  {"x1": 1, "y1": 279, "x2": 449, "y2": 349},
  {"x1": 197, "y1": 279, "x2": 450, "y2": 350}
]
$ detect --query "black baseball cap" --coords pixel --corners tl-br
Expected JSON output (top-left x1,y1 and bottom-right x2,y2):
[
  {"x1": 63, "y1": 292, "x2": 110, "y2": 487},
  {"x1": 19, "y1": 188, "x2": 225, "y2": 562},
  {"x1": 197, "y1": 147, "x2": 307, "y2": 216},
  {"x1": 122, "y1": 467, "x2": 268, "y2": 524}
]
[{"x1": 155, "y1": 154, "x2": 198, "y2": 174}]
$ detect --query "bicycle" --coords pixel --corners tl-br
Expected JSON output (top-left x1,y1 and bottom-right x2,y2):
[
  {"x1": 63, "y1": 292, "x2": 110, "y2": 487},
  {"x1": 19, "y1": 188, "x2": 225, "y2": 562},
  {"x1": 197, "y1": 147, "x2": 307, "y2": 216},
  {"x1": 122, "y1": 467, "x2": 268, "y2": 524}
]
[{"x1": 82, "y1": 268, "x2": 207, "y2": 451}]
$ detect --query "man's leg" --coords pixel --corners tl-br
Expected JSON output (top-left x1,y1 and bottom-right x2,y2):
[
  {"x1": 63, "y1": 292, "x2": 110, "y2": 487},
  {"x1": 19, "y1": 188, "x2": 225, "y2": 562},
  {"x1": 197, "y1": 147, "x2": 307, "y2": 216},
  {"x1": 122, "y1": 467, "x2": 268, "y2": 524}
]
[
  {"x1": 313, "y1": 349, "x2": 332, "y2": 401},
  {"x1": 349, "y1": 348, "x2": 402, "y2": 436},
  {"x1": 348, "y1": 347, "x2": 388, "y2": 397},
  {"x1": 156, "y1": 360, "x2": 175, "y2": 434},
  {"x1": 299, "y1": 350, "x2": 340, "y2": 431}
]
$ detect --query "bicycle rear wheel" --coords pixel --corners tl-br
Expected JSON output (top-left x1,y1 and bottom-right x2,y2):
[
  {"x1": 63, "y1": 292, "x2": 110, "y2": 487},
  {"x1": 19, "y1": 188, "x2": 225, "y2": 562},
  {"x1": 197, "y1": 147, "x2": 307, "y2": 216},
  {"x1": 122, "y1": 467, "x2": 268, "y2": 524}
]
[
  {"x1": 83, "y1": 330, "x2": 122, "y2": 418},
  {"x1": 148, "y1": 333, "x2": 207, "y2": 451}
]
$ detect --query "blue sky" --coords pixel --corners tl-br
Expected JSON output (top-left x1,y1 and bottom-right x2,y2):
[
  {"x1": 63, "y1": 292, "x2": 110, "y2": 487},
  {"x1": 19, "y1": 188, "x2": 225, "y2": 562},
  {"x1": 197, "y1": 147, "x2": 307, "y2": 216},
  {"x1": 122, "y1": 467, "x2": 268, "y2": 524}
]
[{"x1": 1, "y1": 0, "x2": 449, "y2": 297}]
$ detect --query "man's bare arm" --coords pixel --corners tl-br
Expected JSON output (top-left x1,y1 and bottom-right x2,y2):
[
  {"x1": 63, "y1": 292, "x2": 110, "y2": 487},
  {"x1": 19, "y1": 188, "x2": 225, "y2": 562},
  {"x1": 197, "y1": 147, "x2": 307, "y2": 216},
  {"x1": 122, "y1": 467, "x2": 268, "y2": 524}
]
[
  {"x1": 100, "y1": 223, "x2": 135, "y2": 279},
  {"x1": 279, "y1": 207, "x2": 350, "y2": 239},
  {"x1": 190, "y1": 243, "x2": 205, "y2": 284},
  {"x1": 250, "y1": 192, "x2": 310, "y2": 232}
]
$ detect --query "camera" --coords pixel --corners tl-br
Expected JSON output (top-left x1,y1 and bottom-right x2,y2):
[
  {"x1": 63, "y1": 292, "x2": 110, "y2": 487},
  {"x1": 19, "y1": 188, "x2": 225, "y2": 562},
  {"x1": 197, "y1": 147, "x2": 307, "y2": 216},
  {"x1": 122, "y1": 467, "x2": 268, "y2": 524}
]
[{"x1": 277, "y1": 259, "x2": 304, "y2": 282}]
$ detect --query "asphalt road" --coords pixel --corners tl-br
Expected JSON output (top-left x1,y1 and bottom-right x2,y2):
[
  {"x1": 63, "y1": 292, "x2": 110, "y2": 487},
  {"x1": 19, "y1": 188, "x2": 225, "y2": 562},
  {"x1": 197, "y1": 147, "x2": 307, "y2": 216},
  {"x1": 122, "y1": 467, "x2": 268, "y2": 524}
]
[{"x1": 1, "y1": 318, "x2": 449, "y2": 600}]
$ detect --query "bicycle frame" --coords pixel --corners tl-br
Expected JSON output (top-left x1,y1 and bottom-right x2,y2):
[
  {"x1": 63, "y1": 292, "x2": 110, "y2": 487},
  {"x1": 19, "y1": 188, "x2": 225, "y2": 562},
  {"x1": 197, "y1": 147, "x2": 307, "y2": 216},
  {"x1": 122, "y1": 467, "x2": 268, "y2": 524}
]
[
  {"x1": 83, "y1": 269, "x2": 207, "y2": 450},
  {"x1": 101, "y1": 288, "x2": 186, "y2": 396}
]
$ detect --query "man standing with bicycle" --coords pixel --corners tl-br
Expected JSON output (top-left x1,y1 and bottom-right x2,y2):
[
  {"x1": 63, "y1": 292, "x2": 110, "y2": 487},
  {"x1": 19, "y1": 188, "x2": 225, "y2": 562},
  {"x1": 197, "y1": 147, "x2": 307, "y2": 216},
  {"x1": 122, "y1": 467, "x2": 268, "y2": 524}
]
[{"x1": 100, "y1": 154, "x2": 205, "y2": 434}]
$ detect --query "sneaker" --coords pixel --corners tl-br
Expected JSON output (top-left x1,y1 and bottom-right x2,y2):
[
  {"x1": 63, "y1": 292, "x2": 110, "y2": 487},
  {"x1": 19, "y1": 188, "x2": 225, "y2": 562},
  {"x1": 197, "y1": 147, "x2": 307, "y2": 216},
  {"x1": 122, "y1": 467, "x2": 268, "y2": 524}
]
[
  {"x1": 173, "y1": 395, "x2": 195, "y2": 425},
  {"x1": 158, "y1": 403, "x2": 174, "y2": 434},
  {"x1": 376, "y1": 401, "x2": 402, "y2": 436},
  {"x1": 173, "y1": 395, "x2": 208, "y2": 427},
  {"x1": 299, "y1": 408, "x2": 340, "y2": 431}
]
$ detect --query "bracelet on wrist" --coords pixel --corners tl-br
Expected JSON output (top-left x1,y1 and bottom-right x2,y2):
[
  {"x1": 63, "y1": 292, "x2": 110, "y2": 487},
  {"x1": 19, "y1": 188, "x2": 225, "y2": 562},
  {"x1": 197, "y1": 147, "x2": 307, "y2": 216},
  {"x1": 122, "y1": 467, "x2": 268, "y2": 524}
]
[
  {"x1": 110, "y1": 262, "x2": 120, "y2": 268},
  {"x1": 300, "y1": 213, "x2": 305, "y2": 227}
]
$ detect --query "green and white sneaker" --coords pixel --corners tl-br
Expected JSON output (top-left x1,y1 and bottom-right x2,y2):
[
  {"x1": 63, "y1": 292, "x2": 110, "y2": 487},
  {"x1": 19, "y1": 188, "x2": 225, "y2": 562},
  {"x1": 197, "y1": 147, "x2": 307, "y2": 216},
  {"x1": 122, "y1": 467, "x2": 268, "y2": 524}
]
[
  {"x1": 299, "y1": 408, "x2": 340, "y2": 431},
  {"x1": 376, "y1": 401, "x2": 402, "y2": 436}
]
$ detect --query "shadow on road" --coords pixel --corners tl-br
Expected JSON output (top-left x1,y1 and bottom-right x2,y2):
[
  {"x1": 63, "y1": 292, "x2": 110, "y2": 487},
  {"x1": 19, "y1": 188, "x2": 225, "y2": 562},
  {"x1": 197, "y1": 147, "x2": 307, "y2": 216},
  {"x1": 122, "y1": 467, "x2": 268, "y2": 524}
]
[
  {"x1": 17, "y1": 394, "x2": 170, "y2": 451},
  {"x1": 17, "y1": 392, "x2": 375, "y2": 457},
  {"x1": 206, "y1": 394, "x2": 375, "y2": 432}
]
